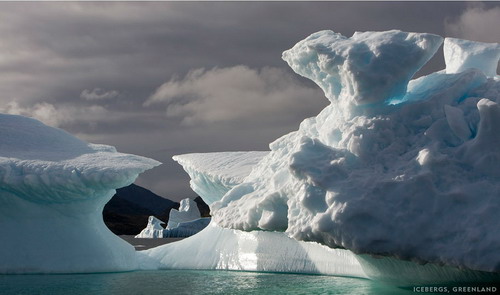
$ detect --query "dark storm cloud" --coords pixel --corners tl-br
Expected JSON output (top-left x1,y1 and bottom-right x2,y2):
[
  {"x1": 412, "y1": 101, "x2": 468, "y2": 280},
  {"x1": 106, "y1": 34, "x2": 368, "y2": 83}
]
[
  {"x1": 1, "y1": 1, "x2": 496, "y2": 200},
  {"x1": 146, "y1": 66, "x2": 326, "y2": 125}
]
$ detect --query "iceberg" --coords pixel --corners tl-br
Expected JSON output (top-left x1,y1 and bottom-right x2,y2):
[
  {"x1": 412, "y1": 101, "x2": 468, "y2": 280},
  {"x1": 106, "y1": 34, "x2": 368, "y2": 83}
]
[
  {"x1": 149, "y1": 30, "x2": 500, "y2": 285},
  {"x1": 136, "y1": 217, "x2": 211, "y2": 239},
  {"x1": 163, "y1": 197, "x2": 210, "y2": 238},
  {"x1": 136, "y1": 198, "x2": 211, "y2": 238},
  {"x1": 135, "y1": 216, "x2": 166, "y2": 238},
  {"x1": 0, "y1": 114, "x2": 160, "y2": 273}
]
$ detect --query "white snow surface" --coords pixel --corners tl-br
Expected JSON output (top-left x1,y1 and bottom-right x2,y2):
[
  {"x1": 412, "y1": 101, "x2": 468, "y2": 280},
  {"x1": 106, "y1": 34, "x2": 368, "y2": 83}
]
[
  {"x1": 135, "y1": 216, "x2": 166, "y2": 238},
  {"x1": 0, "y1": 114, "x2": 160, "y2": 273},
  {"x1": 282, "y1": 30, "x2": 443, "y2": 106},
  {"x1": 166, "y1": 198, "x2": 201, "y2": 229},
  {"x1": 186, "y1": 31, "x2": 500, "y2": 273},
  {"x1": 444, "y1": 38, "x2": 500, "y2": 78},
  {"x1": 173, "y1": 152, "x2": 268, "y2": 204}
]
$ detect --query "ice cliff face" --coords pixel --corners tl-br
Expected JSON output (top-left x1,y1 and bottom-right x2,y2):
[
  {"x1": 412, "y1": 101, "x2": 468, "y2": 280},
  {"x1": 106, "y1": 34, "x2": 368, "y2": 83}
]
[
  {"x1": 176, "y1": 30, "x2": 500, "y2": 273},
  {"x1": 0, "y1": 114, "x2": 160, "y2": 273},
  {"x1": 173, "y1": 152, "x2": 268, "y2": 205}
]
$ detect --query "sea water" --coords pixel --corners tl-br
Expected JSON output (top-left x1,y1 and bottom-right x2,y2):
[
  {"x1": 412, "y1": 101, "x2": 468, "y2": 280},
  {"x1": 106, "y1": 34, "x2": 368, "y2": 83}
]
[{"x1": 0, "y1": 270, "x2": 415, "y2": 295}]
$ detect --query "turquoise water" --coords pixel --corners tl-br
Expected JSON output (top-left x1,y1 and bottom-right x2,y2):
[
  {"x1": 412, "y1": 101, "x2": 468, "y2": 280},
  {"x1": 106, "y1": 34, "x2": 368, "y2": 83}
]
[{"x1": 1, "y1": 270, "x2": 414, "y2": 295}]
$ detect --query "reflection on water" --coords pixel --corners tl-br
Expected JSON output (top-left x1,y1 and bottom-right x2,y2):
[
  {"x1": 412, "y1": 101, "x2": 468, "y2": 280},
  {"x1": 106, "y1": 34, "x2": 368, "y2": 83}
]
[{"x1": 1, "y1": 270, "x2": 414, "y2": 295}]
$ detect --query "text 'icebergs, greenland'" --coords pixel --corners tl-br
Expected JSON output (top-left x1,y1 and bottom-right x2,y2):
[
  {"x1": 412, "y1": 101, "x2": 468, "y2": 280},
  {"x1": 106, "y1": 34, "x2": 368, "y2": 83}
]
[
  {"x1": 0, "y1": 114, "x2": 160, "y2": 273},
  {"x1": 166, "y1": 30, "x2": 500, "y2": 284}
]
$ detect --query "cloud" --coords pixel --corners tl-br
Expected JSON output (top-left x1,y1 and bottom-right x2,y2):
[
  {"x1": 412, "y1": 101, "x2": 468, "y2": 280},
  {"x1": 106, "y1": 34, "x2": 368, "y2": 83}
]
[
  {"x1": 146, "y1": 65, "x2": 326, "y2": 125},
  {"x1": 1, "y1": 101, "x2": 107, "y2": 128},
  {"x1": 80, "y1": 88, "x2": 119, "y2": 100},
  {"x1": 445, "y1": 4, "x2": 500, "y2": 43}
]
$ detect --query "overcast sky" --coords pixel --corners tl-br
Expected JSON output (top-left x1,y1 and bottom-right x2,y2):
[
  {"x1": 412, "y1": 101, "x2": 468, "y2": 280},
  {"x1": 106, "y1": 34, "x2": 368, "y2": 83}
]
[{"x1": 1, "y1": 2, "x2": 499, "y2": 201}]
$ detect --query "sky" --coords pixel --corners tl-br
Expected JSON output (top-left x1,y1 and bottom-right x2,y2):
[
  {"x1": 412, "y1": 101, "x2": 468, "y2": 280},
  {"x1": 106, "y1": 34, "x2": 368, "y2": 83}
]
[{"x1": 0, "y1": 2, "x2": 499, "y2": 201}]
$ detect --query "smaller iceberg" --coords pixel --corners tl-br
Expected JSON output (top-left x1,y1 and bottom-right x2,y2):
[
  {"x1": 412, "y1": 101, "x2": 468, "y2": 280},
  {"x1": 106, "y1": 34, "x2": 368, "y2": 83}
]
[
  {"x1": 135, "y1": 216, "x2": 165, "y2": 238},
  {"x1": 164, "y1": 198, "x2": 209, "y2": 237},
  {"x1": 166, "y1": 198, "x2": 201, "y2": 229},
  {"x1": 136, "y1": 198, "x2": 211, "y2": 238}
]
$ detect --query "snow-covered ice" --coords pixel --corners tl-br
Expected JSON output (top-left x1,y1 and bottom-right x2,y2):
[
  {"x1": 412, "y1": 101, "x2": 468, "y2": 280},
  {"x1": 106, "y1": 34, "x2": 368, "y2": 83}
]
[
  {"x1": 0, "y1": 114, "x2": 160, "y2": 273},
  {"x1": 135, "y1": 216, "x2": 166, "y2": 238},
  {"x1": 169, "y1": 30, "x2": 500, "y2": 280},
  {"x1": 282, "y1": 30, "x2": 443, "y2": 105}
]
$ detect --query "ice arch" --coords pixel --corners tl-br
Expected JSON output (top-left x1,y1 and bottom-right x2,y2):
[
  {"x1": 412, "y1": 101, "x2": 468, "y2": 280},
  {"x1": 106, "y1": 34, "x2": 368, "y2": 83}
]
[{"x1": 0, "y1": 114, "x2": 160, "y2": 273}]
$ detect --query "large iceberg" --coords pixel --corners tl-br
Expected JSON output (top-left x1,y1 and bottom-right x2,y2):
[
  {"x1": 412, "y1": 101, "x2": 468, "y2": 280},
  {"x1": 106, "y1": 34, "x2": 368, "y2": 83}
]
[
  {"x1": 147, "y1": 30, "x2": 500, "y2": 284},
  {"x1": 0, "y1": 114, "x2": 160, "y2": 273}
]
